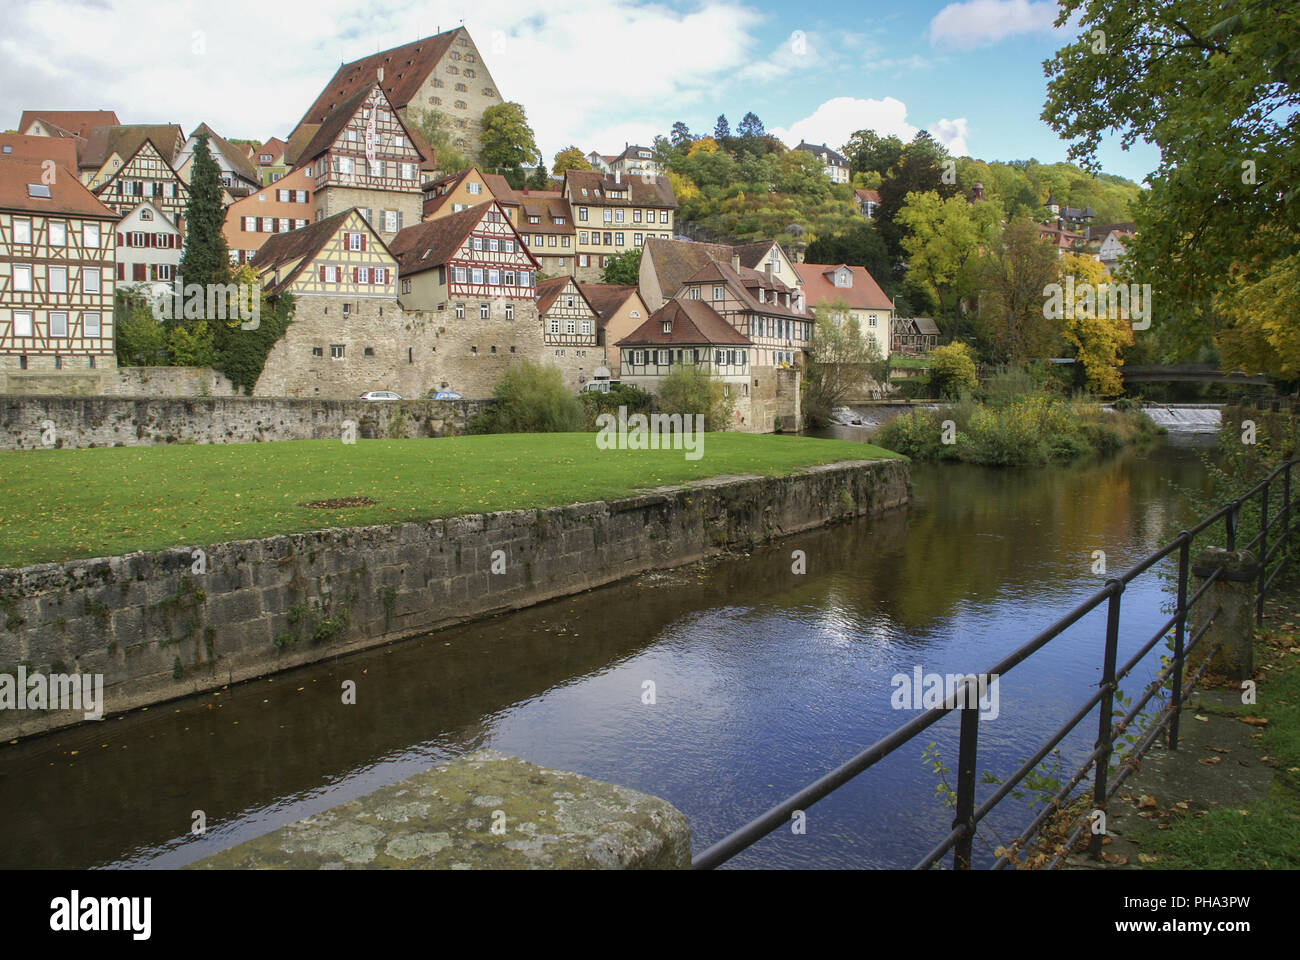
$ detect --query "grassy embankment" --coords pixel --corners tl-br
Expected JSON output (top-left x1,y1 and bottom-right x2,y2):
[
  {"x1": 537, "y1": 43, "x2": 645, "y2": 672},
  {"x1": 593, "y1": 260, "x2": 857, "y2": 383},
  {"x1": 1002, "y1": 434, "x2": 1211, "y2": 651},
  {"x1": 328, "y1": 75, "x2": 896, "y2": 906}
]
[{"x1": 0, "y1": 432, "x2": 899, "y2": 568}]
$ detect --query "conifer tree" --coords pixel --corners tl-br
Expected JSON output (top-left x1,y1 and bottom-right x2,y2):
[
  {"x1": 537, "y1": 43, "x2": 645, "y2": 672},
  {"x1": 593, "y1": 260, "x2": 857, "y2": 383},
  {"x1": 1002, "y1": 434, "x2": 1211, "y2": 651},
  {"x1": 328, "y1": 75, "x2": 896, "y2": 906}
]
[{"x1": 178, "y1": 132, "x2": 230, "y2": 290}]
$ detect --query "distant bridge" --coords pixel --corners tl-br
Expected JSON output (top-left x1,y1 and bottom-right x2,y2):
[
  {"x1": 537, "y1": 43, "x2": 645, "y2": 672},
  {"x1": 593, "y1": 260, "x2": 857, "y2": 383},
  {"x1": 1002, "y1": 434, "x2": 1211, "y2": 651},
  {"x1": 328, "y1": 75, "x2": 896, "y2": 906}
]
[{"x1": 1121, "y1": 364, "x2": 1272, "y2": 386}]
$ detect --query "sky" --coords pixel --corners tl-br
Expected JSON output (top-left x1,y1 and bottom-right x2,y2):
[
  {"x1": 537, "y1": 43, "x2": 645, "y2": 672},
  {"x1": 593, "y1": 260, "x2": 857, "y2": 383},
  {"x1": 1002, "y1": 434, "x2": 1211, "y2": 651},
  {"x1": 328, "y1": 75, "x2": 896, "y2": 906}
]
[{"x1": 1, "y1": 0, "x2": 1158, "y2": 183}]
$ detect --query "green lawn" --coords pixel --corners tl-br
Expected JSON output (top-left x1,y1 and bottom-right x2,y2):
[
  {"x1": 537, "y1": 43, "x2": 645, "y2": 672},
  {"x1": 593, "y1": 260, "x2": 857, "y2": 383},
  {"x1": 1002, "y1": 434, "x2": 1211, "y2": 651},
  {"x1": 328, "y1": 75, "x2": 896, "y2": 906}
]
[
  {"x1": 0, "y1": 433, "x2": 899, "y2": 568},
  {"x1": 890, "y1": 356, "x2": 931, "y2": 370}
]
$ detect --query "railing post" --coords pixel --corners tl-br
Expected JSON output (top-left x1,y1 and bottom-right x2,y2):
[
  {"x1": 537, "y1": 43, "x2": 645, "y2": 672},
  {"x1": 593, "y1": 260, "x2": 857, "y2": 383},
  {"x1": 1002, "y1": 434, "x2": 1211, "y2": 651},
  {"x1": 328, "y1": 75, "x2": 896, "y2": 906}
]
[
  {"x1": 1258, "y1": 484, "x2": 1269, "y2": 624},
  {"x1": 1090, "y1": 580, "x2": 1123, "y2": 858},
  {"x1": 1168, "y1": 535, "x2": 1190, "y2": 750},
  {"x1": 952, "y1": 692, "x2": 979, "y2": 870}
]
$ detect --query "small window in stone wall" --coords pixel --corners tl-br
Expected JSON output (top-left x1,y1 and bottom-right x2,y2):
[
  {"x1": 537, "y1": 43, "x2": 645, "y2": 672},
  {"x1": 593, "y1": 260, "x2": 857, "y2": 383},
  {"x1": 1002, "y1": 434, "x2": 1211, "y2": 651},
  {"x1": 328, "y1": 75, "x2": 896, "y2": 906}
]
[
  {"x1": 312, "y1": 346, "x2": 323, "y2": 357},
  {"x1": 364, "y1": 347, "x2": 375, "y2": 356}
]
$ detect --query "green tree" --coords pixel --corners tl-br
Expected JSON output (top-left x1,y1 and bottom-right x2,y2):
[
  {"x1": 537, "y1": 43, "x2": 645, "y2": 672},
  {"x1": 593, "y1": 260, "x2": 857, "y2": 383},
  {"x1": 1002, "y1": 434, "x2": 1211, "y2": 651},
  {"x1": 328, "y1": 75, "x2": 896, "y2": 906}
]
[
  {"x1": 802, "y1": 302, "x2": 880, "y2": 425},
  {"x1": 552, "y1": 145, "x2": 592, "y2": 176},
  {"x1": 408, "y1": 108, "x2": 471, "y2": 174},
  {"x1": 469, "y1": 359, "x2": 584, "y2": 433},
  {"x1": 714, "y1": 115, "x2": 731, "y2": 140},
  {"x1": 737, "y1": 112, "x2": 766, "y2": 139},
  {"x1": 528, "y1": 163, "x2": 549, "y2": 189},
  {"x1": 670, "y1": 121, "x2": 693, "y2": 147},
  {"x1": 843, "y1": 129, "x2": 905, "y2": 178},
  {"x1": 877, "y1": 131, "x2": 959, "y2": 263},
  {"x1": 974, "y1": 218, "x2": 1064, "y2": 364},
  {"x1": 1042, "y1": 0, "x2": 1300, "y2": 372},
  {"x1": 655, "y1": 363, "x2": 734, "y2": 431},
  {"x1": 897, "y1": 191, "x2": 999, "y2": 341},
  {"x1": 166, "y1": 320, "x2": 215, "y2": 367},
  {"x1": 178, "y1": 132, "x2": 229, "y2": 291},
  {"x1": 928, "y1": 342, "x2": 979, "y2": 398},
  {"x1": 478, "y1": 102, "x2": 540, "y2": 176},
  {"x1": 804, "y1": 221, "x2": 894, "y2": 294},
  {"x1": 113, "y1": 289, "x2": 169, "y2": 366},
  {"x1": 600, "y1": 247, "x2": 642, "y2": 285}
]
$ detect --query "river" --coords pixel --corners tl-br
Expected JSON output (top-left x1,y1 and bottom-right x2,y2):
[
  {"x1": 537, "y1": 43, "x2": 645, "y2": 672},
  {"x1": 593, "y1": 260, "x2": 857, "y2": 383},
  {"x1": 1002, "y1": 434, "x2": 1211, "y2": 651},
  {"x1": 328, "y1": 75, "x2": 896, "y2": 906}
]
[{"x1": 0, "y1": 431, "x2": 1219, "y2": 869}]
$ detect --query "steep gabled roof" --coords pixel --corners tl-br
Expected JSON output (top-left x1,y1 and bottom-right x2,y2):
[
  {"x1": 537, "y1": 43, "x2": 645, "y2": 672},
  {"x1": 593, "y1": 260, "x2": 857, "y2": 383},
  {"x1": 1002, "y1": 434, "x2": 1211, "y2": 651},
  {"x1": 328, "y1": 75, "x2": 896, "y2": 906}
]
[
  {"x1": 255, "y1": 137, "x2": 287, "y2": 161},
  {"x1": 189, "y1": 123, "x2": 259, "y2": 183},
  {"x1": 0, "y1": 134, "x2": 79, "y2": 174},
  {"x1": 388, "y1": 199, "x2": 536, "y2": 277},
  {"x1": 79, "y1": 124, "x2": 185, "y2": 170},
  {"x1": 535, "y1": 275, "x2": 595, "y2": 316},
  {"x1": 617, "y1": 298, "x2": 751, "y2": 347},
  {"x1": 792, "y1": 262, "x2": 893, "y2": 312},
  {"x1": 250, "y1": 208, "x2": 393, "y2": 295},
  {"x1": 294, "y1": 83, "x2": 436, "y2": 171},
  {"x1": 18, "y1": 110, "x2": 119, "y2": 138},
  {"x1": 293, "y1": 30, "x2": 462, "y2": 135},
  {"x1": 0, "y1": 157, "x2": 118, "y2": 218},
  {"x1": 577, "y1": 283, "x2": 639, "y2": 326},
  {"x1": 680, "y1": 258, "x2": 806, "y2": 318},
  {"x1": 90, "y1": 138, "x2": 184, "y2": 198},
  {"x1": 795, "y1": 141, "x2": 848, "y2": 165}
]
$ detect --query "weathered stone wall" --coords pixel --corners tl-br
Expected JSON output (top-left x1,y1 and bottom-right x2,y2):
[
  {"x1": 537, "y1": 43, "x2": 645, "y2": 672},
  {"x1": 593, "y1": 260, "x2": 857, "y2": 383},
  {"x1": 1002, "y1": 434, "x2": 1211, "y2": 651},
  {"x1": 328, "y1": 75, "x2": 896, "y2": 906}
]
[
  {"x1": 107, "y1": 367, "x2": 239, "y2": 398},
  {"x1": 0, "y1": 458, "x2": 909, "y2": 736},
  {"x1": 0, "y1": 395, "x2": 484, "y2": 450},
  {"x1": 746, "y1": 366, "x2": 802, "y2": 434}
]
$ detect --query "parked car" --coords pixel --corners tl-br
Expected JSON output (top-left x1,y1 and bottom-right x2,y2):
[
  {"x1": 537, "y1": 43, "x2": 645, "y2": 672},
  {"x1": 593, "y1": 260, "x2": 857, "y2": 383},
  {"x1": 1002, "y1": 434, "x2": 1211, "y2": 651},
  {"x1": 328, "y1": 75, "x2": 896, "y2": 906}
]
[
  {"x1": 359, "y1": 391, "x2": 401, "y2": 401},
  {"x1": 432, "y1": 390, "x2": 463, "y2": 401},
  {"x1": 580, "y1": 380, "x2": 618, "y2": 394}
]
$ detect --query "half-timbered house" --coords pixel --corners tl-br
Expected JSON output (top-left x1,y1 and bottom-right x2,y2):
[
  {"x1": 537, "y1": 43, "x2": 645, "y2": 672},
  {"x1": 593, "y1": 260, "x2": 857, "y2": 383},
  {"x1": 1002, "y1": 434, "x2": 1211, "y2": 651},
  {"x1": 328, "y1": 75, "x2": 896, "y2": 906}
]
[
  {"x1": 562, "y1": 170, "x2": 676, "y2": 282},
  {"x1": 578, "y1": 283, "x2": 647, "y2": 372},
  {"x1": 676, "y1": 255, "x2": 812, "y2": 369},
  {"x1": 536, "y1": 275, "x2": 601, "y2": 388},
  {"x1": 516, "y1": 191, "x2": 576, "y2": 277},
  {"x1": 0, "y1": 158, "x2": 118, "y2": 381},
  {"x1": 388, "y1": 199, "x2": 544, "y2": 398},
  {"x1": 176, "y1": 124, "x2": 261, "y2": 198},
  {"x1": 248, "y1": 208, "x2": 405, "y2": 398},
  {"x1": 91, "y1": 138, "x2": 189, "y2": 230},
  {"x1": 114, "y1": 200, "x2": 182, "y2": 289},
  {"x1": 223, "y1": 167, "x2": 315, "y2": 265},
  {"x1": 295, "y1": 82, "x2": 426, "y2": 242}
]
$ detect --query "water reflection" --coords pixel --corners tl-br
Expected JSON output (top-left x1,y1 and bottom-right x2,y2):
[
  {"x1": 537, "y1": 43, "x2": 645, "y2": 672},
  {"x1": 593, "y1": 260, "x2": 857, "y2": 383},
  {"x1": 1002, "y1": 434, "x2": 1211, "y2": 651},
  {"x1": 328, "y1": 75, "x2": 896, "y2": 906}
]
[{"x1": 0, "y1": 436, "x2": 1216, "y2": 869}]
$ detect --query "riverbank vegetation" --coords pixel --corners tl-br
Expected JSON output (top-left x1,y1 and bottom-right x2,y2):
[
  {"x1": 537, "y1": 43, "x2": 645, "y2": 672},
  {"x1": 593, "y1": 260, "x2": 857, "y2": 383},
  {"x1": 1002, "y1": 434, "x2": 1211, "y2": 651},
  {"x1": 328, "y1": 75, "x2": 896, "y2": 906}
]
[
  {"x1": 876, "y1": 366, "x2": 1163, "y2": 466},
  {"x1": 0, "y1": 433, "x2": 898, "y2": 567}
]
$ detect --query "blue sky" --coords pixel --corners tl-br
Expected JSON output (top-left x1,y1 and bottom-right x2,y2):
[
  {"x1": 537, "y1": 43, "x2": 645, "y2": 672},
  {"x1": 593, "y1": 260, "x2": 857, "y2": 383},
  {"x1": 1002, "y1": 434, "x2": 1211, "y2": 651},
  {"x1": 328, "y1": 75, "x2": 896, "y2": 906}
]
[{"x1": 2, "y1": 0, "x2": 1157, "y2": 183}]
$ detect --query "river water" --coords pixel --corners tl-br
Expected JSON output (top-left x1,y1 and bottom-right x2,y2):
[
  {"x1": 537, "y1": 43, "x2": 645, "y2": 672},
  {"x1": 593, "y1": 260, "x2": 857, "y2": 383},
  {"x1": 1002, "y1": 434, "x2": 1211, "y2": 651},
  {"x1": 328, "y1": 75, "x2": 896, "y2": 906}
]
[{"x1": 0, "y1": 432, "x2": 1219, "y2": 869}]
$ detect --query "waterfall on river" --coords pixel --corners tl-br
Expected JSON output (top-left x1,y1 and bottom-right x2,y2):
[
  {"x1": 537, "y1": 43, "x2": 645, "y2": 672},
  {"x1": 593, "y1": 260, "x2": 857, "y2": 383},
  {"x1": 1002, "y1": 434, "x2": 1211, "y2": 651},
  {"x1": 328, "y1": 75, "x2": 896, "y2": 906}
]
[{"x1": 1139, "y1": 405, "x2": 1222, "y2": 433}]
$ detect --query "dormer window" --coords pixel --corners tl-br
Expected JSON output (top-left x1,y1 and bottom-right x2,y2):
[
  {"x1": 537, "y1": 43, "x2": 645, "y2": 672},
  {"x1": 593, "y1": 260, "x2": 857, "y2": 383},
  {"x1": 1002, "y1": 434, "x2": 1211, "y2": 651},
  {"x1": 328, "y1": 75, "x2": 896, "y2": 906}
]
[
  {"x1": 688, "y1": 286, "x2": 701, "y2": 300},
  {"x1": 662, "y1": 321, "x2": 672, "y2": 334},
  {"x1": 834, "y1": 268, "x2": 852, "y2": 288}
]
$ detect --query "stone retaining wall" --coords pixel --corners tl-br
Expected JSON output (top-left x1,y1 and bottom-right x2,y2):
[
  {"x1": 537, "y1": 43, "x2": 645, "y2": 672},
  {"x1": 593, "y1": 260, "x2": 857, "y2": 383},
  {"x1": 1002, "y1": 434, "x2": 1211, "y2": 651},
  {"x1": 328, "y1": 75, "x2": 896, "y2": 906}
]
[
  {"x1": 0, "y1": 395, "x2": 485, "y2": 450},
  {"x1": 0, "y1": 458, "x2": 909, "y2": 736}
]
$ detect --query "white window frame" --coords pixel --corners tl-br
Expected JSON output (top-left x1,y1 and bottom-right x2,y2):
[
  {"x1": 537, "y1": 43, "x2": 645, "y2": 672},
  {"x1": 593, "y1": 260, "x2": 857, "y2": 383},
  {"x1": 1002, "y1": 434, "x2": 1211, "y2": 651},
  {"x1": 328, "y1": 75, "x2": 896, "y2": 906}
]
[
  {"x1": 83, "y1": 312, "x2": 101, "y2": 337},
  {"x1": 13, "y1": 310, "x2": 33, "y2": 337},
  {"x1": 49, "y1": 311, "x2": 68, "y2": 337},
  {"x1": 14, "y1": 264, "x2": 33, "y2": 291}
]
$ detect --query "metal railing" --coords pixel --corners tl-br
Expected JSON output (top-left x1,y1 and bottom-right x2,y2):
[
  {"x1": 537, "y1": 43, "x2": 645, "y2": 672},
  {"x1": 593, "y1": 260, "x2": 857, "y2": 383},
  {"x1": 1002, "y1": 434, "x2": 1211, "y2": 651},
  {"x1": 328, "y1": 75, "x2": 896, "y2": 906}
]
[{"x1": 693, "y1": 457, "x2": 1299, "y2": 870}]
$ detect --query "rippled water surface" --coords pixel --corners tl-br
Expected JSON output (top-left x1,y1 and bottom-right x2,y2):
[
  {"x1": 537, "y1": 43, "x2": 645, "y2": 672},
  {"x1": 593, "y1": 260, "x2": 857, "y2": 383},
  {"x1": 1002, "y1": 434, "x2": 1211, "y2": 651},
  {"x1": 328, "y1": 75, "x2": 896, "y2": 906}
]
[{"x1": 0, "y1": 434, "x2": 1218, "y2": 869}]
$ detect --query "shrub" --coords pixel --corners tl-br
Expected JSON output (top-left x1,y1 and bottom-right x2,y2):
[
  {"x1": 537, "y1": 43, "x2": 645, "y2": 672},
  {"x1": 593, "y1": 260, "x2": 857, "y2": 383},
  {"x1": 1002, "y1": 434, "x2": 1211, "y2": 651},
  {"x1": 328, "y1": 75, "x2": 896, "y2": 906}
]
[
  {"x1": 469, "y1": 360, "x2": 585, "y2": 433},
  {"x1": 654, "y1": 364, "x2": 735, "y2": 431},
  {"x1": 580, "y1": 383, "x2": 654, "y2": 429},
  {"x1": 928, "y1": 342, "x2": 979, "y2": 398}
]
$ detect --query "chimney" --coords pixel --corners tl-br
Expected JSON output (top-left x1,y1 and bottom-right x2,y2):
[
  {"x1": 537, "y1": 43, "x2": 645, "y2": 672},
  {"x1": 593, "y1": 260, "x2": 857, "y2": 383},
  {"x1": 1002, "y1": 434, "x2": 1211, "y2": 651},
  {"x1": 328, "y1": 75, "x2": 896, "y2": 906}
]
[
  {"x1": 377, "y1": 67, "x2": 384, "y2": 83},
  {"x1": 731, "y1": 253, "x2": 740, "y2": 273}
]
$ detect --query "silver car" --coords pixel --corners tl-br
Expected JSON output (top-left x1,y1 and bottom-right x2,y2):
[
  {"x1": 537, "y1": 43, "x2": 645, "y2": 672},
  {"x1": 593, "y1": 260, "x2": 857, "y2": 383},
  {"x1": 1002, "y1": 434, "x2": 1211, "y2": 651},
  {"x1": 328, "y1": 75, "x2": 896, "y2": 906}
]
[{"x1": 359, "y1": 391, "x2": 402, "y2": 401}]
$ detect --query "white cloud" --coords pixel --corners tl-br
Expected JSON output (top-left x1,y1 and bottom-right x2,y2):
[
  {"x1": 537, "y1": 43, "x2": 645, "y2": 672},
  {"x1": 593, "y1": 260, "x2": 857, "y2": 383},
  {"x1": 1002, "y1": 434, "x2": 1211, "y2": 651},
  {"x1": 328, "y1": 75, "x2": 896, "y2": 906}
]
[
  {"x1": 735, "y1": 28, "x2": 824, "y2": 84},
  {"x1": 928, "y1": 0, "x2": 1059, "y2": 50},
  {"x1": 0, "y1": 0, "x2": 765, "y2": 168},
  {"x1": 929, "y1": 117, "x2": 969, "y2": 156},
  {"x1": 770, "y1": 96, "x2": 918, "y2": 152}
]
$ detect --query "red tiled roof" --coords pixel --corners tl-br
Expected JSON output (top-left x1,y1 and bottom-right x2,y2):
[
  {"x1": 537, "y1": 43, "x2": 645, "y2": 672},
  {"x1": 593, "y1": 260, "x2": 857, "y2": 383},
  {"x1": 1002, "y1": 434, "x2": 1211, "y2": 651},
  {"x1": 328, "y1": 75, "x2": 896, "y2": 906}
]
[
  {"x1": 617, "y1": 298, "x2": 751, "y2": 347},
  {"x1": 792, "y1": 262, "x2": 893, "y2": 312},
  {"x1": 854, "y1": 188, "x2": 881, "y2": 204},
  {"x1": 577, "y1": 283, "x2": 638, "y2": 326},
  {"x1": 535, "y1": 275, "x2": 595, "y2": 316},
  {"x1": 680, "y1": 258, "x2": 807, "y2": 319},
  {"x1": 563, "y1": 169, "x2": 675, "y2": 207},
  {"x1": 0, "y1": 157, "x2": 118, "y2": 218},
  {"x1": 0, "y1": 134, "x2": 78, "y2": 174},
  {"x1": 250, "y1": 208, "x2": 394, "y2": 295},
  {"x1": 18, "y1": 110, "x2": 119, "y2": 138},
  {"x1": 293, "y1": 30, "x2": 460, "y2": 137},
  {"x1": 389, "y1": 199, "x2": 535, "y2": 277}
]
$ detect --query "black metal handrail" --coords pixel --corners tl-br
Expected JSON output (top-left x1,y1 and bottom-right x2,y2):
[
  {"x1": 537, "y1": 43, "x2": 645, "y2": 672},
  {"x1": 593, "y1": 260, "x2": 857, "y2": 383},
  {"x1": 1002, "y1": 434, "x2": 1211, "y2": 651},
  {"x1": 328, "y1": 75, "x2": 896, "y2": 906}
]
[{"x1": 693, "y1": 456, "x2": 1299, "y2": 870}]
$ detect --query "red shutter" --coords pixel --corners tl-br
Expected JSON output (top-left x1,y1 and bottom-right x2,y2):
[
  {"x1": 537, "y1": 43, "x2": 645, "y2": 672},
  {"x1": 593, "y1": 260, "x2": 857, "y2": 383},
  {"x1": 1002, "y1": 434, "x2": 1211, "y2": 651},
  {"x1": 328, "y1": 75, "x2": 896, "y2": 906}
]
[
  {"x1": 117, "y1": 263, "x2": 124, "y2": 280},
  {"x1": 353, "y1": 267, "x2": 358, "y2": 283},
  {"x1": 133, "y1": 263, "x2": 146, "y2": 281},
  {"x1": 118, "y1": 231, "x2": 126, "y2": 247},
  {"x1": 320, "y1": 266, "x2": 327, "y2": 282},
  {"x1": 360, "y1": 235, "x2": 367, "y2": 251}
]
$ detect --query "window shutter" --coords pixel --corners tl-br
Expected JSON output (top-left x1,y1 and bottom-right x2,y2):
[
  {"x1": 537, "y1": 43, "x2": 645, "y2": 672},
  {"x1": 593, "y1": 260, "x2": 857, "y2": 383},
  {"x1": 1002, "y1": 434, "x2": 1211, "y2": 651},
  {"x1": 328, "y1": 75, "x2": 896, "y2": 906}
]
[
  {"x1": 320, "y1": 266, "x2": 327, "y2": 282},
  {"x1": 360, "y1": 234, "x2": 367, "y2": 251},
  {"x1": 396, "y1": 211, "x2": 403, "y2": 230},
  {"x1": 353, "y1": 267, "x2": 358, "y2": 283},
  {"x1": 118, "y1": 231, "x2": 125, "y2": 246}
]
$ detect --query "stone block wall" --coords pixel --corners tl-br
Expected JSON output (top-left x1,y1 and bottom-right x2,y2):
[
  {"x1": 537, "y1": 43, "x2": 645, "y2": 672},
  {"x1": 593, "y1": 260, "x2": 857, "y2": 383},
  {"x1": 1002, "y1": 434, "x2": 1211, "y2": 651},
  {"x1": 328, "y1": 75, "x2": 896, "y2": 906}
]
[
  {"x1": 0, "y1": 458, "x2": 909, "y2": 736},
  {"x1": 0, "y1": 395, "x2": 484, "y2": 450}
]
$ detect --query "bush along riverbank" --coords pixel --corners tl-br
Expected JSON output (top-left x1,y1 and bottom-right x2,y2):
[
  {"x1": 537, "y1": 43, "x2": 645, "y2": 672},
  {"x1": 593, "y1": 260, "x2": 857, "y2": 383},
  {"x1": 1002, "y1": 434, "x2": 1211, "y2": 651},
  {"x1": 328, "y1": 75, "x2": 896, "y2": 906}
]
[{"x1": 876, "y1": 392, "x2": 1164, "y2": 466}]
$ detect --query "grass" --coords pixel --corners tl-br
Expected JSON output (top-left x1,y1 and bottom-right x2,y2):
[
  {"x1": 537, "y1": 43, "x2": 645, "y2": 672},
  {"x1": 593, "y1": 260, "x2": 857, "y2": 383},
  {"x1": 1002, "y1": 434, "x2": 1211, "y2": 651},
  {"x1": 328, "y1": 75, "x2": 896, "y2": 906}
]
[
  {"x1": 0, "y1": 433, "x2": 900, "y2": 567},
  {"x1": 1138, "y1": 588, "x2": 1300, "y2": 869},
  {"x1": 889, "y1": 355, "x2": 931, "y2": 370}
]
